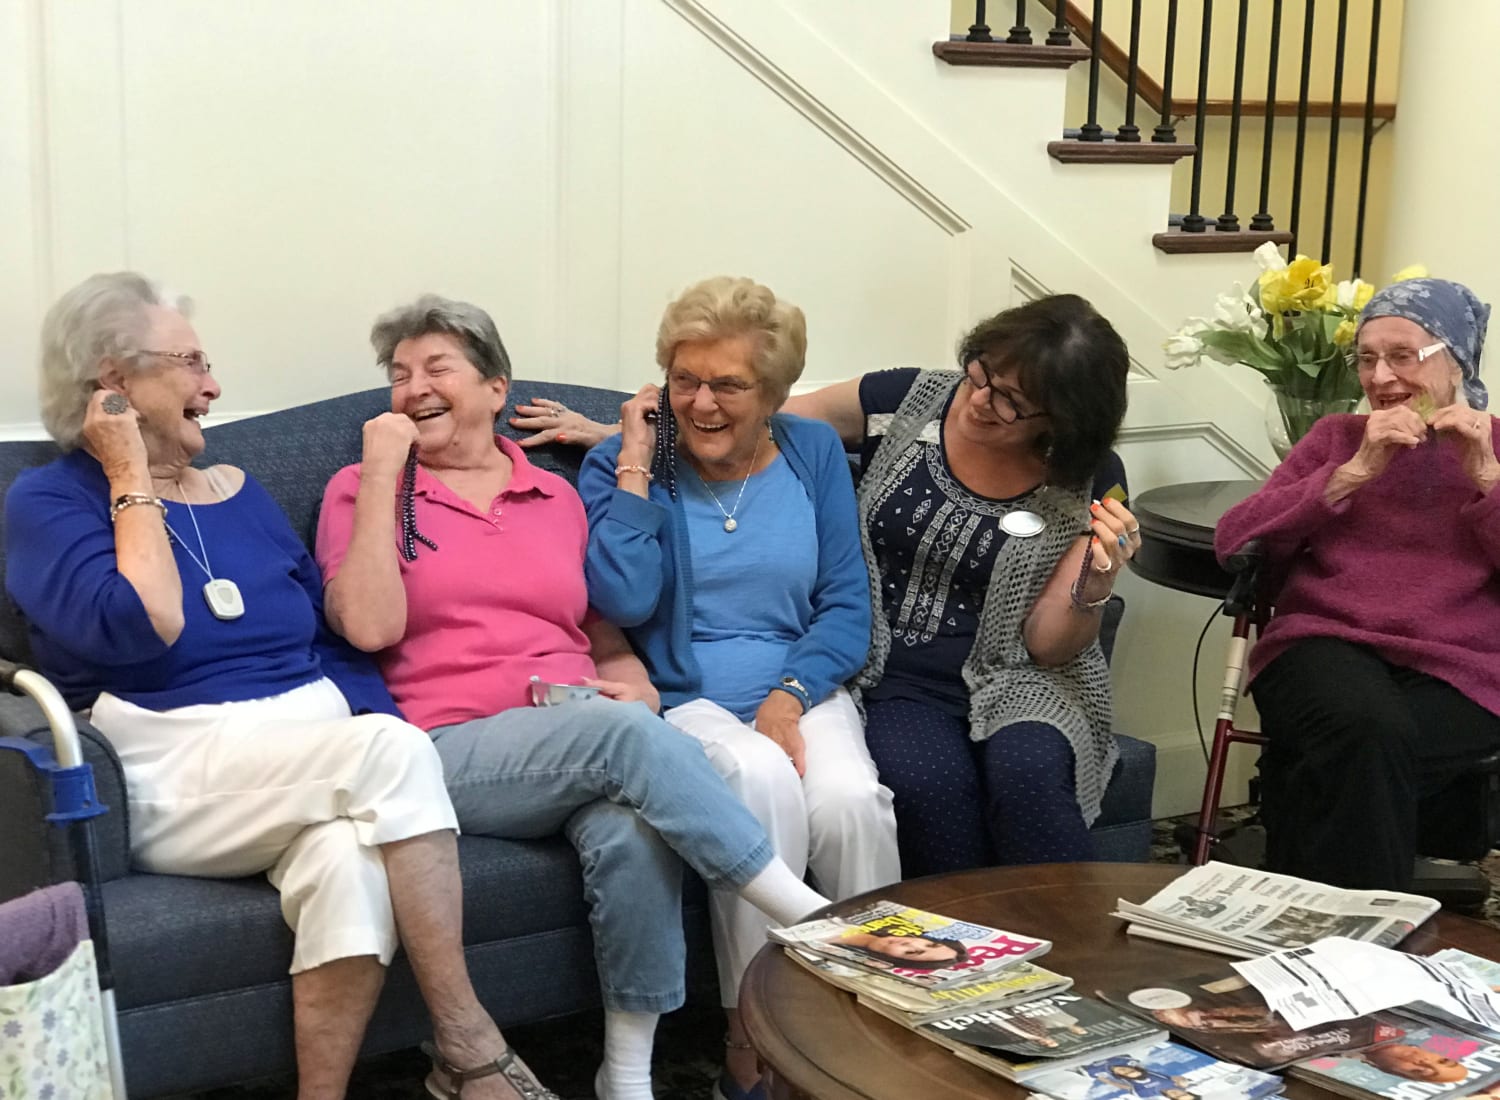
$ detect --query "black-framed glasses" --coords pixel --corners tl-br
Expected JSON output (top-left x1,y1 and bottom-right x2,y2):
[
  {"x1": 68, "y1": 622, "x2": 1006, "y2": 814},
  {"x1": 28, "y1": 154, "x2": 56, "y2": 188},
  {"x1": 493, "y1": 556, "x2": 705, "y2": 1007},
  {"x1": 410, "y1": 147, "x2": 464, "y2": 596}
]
[
  {"x1": 141, "y1": 349, "x2": 213, "y2": 375},
  {"x1": 665, "y1": 369, "x2": 758, "y2": 399},
  {"x1": 963, "y1": 359, "x2": 1045, "y2": 424}
]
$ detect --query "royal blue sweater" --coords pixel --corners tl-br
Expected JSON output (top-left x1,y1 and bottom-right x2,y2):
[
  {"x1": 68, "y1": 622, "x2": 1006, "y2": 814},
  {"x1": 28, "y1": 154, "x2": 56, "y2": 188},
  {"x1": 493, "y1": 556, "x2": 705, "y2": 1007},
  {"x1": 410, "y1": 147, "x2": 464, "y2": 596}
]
[
  {"x1": 5, "y1": 451, "x2": 396, "y2": 716},
  {"x1": 580, "y1": 413, "x2": 871, "y2": 713}
]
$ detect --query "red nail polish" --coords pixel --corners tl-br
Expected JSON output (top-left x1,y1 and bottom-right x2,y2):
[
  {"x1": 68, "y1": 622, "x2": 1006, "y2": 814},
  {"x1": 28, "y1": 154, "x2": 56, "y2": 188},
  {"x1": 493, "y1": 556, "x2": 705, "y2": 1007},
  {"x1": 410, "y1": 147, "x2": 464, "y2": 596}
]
[{"x1": 557, "y1": 433, "x2": 568, "y2": 442}]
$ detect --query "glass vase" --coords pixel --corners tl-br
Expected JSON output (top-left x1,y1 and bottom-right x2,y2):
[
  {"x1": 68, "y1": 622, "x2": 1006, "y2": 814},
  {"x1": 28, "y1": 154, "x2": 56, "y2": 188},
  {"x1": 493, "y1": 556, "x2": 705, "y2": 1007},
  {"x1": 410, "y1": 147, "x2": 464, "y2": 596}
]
[{"x1": 1263, "y1": 383, "x2": 1362, "y2": 460}]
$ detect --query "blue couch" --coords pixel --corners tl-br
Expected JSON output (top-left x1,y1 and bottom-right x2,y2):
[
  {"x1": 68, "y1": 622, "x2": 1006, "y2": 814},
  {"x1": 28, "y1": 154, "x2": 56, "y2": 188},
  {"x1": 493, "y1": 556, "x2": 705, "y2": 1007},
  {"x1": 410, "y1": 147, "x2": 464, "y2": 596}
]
[{"x1": 0, "y1": 382, "x2": 1155, "y2": 1096}]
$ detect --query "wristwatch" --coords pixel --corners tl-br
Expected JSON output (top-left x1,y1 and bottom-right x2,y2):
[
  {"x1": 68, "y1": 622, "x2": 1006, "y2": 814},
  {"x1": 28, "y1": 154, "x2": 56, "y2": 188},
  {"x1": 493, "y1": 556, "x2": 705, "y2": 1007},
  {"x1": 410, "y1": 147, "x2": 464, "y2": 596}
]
[{"x1": 776, "y1": 676, "x2": 811, "y2": 712}]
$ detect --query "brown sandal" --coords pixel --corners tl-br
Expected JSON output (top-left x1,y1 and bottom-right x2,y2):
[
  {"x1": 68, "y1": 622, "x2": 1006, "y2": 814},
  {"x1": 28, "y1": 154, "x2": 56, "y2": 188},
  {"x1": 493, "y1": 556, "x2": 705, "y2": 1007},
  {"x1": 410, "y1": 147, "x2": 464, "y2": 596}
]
[{"x1": 420, "y1": 1039, "x2": 561, "y2": 1100}]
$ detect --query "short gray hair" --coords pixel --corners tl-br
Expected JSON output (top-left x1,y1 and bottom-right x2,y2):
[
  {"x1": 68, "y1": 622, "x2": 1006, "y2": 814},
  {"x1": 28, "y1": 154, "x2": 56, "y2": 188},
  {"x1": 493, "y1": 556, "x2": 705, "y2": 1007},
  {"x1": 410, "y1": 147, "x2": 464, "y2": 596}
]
[
  {"x1": 369, "y1": 295, "x2": 512, "y2": 382},
  {"x1": 39, "y1": 272, "x2": 194, "y2": 451}
]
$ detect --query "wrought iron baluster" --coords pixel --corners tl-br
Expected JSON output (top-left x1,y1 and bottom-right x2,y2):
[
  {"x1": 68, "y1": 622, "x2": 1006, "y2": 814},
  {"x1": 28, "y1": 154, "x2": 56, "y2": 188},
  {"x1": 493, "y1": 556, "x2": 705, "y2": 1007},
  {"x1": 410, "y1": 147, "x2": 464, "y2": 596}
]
[
  {"x1": 1182, "y1": 0, "x2": 1215, "y2": 231},
  {"x1": 1153, "y1": 0, "x2": 1181, "y2": 143},
  {"x1": 1353, "y1": 0, "x2": 1383, "y2": 277},
  {"x1": 1217, "y1": 0, "x2": 1252, "y2": 230},
  {"x1": 1080, "y1": 0, "x2": 1106, "y2": 141},
  {"x1": 967, "y1": 1, "x2": 992, "y2": 43},
  {"x1": 1321, "y1": 0, "x2": 1351, "y2": 264},
  {"x1": 1289, "y1": 0, "x2": 1317, "y2": 257},
  {"x1": 1251, "y1": 0, "x2": 1285, "y2": 231},
  {"x1": 1047, "y1": 0, "x2": 1072, "y2": 46},
  {"x1": 1008, "y1": 0, "x2": 1032, "y2": 44},
  {"x1": 1119, "y1": 0, "x2": 1145, "y2": 142}
]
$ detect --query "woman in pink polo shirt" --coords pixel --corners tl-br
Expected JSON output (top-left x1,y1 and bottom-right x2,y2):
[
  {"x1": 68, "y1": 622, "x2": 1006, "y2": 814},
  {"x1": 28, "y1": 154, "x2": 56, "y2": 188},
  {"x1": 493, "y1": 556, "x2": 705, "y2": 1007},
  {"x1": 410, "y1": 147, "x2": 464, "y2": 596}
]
[{"x1": 316, "y1": 295, "x2": 829, "y2": 1100}]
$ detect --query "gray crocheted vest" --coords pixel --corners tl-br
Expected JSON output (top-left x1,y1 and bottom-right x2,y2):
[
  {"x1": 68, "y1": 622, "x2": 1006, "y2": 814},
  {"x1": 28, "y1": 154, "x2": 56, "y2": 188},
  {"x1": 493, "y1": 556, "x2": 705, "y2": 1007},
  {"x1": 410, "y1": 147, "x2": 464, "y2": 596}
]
[{"x1": 850, "y1": 370, "x2": 1118, "y2": 824}]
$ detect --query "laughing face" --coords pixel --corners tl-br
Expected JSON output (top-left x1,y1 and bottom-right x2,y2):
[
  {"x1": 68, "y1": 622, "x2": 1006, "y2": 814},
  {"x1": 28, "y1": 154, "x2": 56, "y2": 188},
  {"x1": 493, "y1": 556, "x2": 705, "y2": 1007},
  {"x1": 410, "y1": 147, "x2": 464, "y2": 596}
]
[
  {"x1": 389, "y1": 332, "x2": 508, "y2": 459},
  {"x1": 667, "y1": 334, "x2": 776, "y2": 479},
  {"x1": 107, "y1": 305, "x2": 220, "y2": 466},
  {"x1": 1356, "y1": 316, "x2": 1462, "y2": 412}
]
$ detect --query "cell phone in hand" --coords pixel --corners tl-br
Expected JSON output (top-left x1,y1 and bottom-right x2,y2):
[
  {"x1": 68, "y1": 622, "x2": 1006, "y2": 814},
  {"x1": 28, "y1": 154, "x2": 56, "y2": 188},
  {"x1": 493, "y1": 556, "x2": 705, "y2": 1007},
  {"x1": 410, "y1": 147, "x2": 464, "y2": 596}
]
[{"x1": 529, "y1": 676, "x2": 603, "y2": 707}]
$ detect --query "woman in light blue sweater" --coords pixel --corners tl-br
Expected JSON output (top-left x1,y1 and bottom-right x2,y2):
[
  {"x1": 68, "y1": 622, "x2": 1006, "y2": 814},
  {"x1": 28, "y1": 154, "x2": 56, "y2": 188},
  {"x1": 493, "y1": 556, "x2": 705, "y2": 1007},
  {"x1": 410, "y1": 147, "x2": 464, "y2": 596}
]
[{"x1": 577, "y1": 276, "x2": 899, "y2": 1100}]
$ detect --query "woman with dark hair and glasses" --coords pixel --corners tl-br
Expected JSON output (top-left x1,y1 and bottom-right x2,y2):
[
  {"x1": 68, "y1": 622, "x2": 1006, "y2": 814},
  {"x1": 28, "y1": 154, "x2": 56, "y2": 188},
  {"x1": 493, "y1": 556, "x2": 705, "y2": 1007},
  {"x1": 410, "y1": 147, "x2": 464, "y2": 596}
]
[
  {"x1": 787, "y1": 294, "x2": 1136, "y2": 876},
  {"x1": 523, "y1": 294, "x2": 1136, "y2": 878}
]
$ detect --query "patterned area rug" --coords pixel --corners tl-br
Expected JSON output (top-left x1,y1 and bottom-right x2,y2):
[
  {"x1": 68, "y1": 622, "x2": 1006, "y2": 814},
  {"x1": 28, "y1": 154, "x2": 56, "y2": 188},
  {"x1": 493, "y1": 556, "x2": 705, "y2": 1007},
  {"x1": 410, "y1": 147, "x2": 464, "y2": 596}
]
[{"x1": 173, "y1": 813, "x2": 1500, "y2": 1100}]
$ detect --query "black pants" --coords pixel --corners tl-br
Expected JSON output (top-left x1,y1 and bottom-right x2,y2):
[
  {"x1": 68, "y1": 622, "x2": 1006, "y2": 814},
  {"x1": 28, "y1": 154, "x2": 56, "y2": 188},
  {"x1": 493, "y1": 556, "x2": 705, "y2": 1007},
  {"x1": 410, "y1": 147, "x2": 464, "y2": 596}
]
[{"x1": 1252, "y1": 638, "x2": 1500, "y2": 891}]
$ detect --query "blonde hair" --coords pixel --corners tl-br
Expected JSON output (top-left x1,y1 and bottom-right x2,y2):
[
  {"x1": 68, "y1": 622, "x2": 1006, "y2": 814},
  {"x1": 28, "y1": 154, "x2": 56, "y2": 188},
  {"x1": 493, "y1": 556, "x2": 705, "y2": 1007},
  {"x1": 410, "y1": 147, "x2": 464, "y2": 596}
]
[
  {"x1": 39, "y1": 272, "x2": 193, "y2": 450},
  {"x1": 654, "y1": 276, "x2": 807, "y2": 406}
]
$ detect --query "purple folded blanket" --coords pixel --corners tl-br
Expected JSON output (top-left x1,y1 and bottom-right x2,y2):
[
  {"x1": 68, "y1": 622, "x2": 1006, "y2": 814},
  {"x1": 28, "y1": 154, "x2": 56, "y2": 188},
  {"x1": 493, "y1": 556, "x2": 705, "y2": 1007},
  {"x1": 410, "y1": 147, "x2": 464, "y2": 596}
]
[{"x1": 0, "y1": 882, "x2": 88, "y2": 985}]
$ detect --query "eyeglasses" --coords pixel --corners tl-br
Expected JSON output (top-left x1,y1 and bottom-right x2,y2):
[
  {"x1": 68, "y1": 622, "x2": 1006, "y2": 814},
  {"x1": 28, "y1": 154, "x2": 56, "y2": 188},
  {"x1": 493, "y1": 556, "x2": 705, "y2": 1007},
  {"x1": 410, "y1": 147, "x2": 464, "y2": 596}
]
[
  {"x1": 665, "y1": 369, "x2": 758, "y2": 399},
  {"x1": 1354, "y1": 341, "x2": 1446, "y2": 373},
  {"x1": 141, "y1": 349, "x2": 213, "y2": 375},
  {"x1": 964, "y1": 360, "x2": 1046, "y2": 424}
]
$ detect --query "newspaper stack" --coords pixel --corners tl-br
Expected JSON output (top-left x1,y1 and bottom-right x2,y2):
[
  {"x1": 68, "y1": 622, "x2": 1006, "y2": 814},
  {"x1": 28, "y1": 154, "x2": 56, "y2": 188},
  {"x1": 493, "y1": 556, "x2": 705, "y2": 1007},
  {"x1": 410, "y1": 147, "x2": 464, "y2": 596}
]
[{"x1": 1113, "y1": 862, "x2": 1440, "y2": 959}]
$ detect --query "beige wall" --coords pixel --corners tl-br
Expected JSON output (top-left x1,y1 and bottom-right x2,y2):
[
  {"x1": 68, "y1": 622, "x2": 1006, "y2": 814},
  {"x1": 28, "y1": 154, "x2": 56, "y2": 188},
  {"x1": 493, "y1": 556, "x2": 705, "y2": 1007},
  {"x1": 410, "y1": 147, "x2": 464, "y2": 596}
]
[{"x1": 1378, "y1": 0, "x2": 1500, "y2": 395}]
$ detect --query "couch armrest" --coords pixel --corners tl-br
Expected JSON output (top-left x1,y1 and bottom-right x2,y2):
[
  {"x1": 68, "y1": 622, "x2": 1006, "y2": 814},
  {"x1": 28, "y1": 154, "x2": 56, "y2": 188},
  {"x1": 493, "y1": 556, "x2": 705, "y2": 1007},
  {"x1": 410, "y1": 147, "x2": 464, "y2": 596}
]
[{"x1": 0, "y1": 694, "x2": 131, "y2": 895}]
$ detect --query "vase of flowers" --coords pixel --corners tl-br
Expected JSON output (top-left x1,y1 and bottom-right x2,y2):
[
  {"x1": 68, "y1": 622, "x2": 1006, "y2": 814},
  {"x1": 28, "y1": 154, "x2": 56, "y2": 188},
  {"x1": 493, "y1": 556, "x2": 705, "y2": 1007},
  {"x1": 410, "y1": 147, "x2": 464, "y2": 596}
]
[{"x1": 1164, "y1": 243, "x2": 1427, "y2": 458}]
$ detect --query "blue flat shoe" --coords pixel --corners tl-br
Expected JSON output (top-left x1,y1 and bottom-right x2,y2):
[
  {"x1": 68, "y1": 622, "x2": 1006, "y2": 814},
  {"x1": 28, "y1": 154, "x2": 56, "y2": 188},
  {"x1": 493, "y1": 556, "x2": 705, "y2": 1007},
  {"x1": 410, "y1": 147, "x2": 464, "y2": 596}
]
[{"x1": 712, "y1": 1068, "x2": 767, "y2": 1100}]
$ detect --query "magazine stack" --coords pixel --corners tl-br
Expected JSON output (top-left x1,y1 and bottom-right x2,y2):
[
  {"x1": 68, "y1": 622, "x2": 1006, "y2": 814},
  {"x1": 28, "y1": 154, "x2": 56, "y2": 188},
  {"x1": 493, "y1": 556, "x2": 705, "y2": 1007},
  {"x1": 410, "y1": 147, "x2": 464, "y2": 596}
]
[{"x1": 768, "y1": 899, "x2": 1284, "y2": 1100}]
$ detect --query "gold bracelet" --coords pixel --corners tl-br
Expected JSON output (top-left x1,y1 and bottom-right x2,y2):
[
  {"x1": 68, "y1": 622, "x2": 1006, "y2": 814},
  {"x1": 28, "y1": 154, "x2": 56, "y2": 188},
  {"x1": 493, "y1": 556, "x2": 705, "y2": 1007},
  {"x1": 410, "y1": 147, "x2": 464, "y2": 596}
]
[
  {"x1": 110, "y1": 493, "x2": 166, "y2": 523},
  {"x1": 615, "y1": 464, "x2": 653, "y2": 481}
]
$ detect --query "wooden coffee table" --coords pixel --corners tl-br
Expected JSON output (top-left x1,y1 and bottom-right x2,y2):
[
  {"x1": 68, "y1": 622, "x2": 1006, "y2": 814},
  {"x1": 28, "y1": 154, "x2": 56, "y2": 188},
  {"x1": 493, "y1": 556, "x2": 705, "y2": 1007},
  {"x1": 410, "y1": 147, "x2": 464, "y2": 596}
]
[{"x1": 740, "y1": 863, "x2": 1500, "y2": 1100}]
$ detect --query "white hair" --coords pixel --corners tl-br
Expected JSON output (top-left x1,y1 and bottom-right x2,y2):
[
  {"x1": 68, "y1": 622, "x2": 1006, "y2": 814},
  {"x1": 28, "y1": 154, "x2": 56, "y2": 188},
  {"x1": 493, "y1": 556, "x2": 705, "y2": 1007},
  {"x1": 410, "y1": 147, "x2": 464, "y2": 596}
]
[{"x1": 38, "y1": 272, "x2": 194, "y2": 450}]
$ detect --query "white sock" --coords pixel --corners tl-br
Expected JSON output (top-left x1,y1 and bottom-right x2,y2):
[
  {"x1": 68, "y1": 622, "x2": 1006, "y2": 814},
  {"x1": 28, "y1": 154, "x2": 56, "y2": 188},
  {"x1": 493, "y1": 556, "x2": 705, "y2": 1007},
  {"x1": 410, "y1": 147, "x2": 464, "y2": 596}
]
[
  {"x1": 598, "y1": 1009, "x2": 658, "y2": 1100},
  {"x1": 738, "y1": 861, "x2": 829, "y2": 927}
]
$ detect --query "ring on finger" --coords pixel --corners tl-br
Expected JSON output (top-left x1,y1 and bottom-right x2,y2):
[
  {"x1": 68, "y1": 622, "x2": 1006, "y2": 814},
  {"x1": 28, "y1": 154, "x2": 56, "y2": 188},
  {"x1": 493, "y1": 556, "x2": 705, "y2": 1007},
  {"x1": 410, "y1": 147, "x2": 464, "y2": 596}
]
[
  {"x1": 1099, "y1": 557, "x2": 1114, "y2": 574},
  {"x1": 1127, "y1": 524, "x2": 1140, "y2": 535}
]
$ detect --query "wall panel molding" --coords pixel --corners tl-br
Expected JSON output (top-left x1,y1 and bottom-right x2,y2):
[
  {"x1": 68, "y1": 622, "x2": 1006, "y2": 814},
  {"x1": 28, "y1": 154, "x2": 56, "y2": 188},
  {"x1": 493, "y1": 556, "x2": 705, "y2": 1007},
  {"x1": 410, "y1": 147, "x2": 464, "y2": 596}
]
[{"x1": 661, "y1": 0, "x2": 970, "y2": 236}]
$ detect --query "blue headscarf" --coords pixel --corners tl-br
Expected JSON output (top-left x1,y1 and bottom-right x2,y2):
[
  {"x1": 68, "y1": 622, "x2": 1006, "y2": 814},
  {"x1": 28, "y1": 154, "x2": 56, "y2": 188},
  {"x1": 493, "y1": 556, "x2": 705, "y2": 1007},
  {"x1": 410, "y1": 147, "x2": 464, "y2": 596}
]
[{"x1": 1358, "y1": 278, "x2": 1491, "y2": 410}]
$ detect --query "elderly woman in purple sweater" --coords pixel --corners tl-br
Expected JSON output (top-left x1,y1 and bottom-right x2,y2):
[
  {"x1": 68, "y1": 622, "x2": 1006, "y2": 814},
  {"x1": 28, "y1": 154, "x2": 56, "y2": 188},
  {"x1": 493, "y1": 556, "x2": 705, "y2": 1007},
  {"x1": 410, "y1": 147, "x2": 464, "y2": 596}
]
[{"x1": 1215, "y1": 278, "x2": 1500, "y2": 891}]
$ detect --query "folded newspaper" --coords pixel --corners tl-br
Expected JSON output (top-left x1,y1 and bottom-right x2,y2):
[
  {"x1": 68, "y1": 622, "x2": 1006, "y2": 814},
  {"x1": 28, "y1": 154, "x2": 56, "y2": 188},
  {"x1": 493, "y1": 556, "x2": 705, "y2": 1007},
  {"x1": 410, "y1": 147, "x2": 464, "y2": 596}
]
[
  {"x1": 769, "y1": 899, "x2": 1050, "y2": 988},
  {"x1": 1114, "y1": 864, "x2": 1439, "y2": 958}
]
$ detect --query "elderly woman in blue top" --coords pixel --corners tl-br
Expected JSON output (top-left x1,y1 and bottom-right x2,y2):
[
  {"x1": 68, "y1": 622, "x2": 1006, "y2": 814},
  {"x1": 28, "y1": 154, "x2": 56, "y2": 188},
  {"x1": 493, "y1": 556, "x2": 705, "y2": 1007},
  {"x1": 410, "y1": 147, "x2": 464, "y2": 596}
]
[
  {"x1": 578, "y1": 275, "x2": 899, "y2": 1100},
  {"x1": 4, "y1": 273, "x2": 555, "y2": 1100}
]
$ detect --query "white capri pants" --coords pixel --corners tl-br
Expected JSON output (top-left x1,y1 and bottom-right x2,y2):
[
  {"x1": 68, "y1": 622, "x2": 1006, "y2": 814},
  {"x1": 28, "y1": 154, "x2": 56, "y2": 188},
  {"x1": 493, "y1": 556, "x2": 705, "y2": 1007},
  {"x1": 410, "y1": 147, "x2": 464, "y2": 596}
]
[
  {"x1": 664, "y1": 687, "x2": 900, "y2": 1004},
  {"x1": 90, "y1": 678, "x2": 456, "y2": 974}
]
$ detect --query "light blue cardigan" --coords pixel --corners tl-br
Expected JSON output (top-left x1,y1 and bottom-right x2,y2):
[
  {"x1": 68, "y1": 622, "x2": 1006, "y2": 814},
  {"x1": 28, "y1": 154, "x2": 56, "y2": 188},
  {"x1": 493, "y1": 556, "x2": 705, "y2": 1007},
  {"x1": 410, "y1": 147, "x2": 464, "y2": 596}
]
[{"x1": 579, "y1": 413, "x2": 872, "y2": 714}]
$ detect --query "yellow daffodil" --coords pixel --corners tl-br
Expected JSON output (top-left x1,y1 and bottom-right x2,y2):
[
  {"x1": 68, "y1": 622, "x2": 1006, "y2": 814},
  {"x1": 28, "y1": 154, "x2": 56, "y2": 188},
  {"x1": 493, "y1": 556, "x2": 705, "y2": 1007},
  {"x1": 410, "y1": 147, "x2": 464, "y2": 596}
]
[
  {"x1": 1391, "y1": 263, "x2": 1429, "y2": 282},
  {"x1": 1333, "y1": 319, "x2": 1357, "y2": 346},
  {"x1": 1259, "y1": 255, "x2": 1334, "y2": 314}
]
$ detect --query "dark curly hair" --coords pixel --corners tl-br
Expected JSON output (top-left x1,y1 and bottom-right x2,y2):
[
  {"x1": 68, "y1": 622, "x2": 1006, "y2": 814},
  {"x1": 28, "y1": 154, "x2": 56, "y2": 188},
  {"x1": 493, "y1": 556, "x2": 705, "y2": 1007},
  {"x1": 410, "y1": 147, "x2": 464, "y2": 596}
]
[{"x1": 956, "y1": 294, "x2": 1129, "y2": 489}]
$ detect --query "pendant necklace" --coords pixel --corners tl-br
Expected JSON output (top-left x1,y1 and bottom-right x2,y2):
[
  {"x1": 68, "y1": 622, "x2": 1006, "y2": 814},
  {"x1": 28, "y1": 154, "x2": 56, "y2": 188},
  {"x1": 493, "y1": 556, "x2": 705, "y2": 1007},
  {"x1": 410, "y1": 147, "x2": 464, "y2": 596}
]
[
  {"x1": 163, "y1": 482, "x2": 245, "y2": 620},
  {"x1": 698, "y1": 426, "x2": 765, "y2": 533}
]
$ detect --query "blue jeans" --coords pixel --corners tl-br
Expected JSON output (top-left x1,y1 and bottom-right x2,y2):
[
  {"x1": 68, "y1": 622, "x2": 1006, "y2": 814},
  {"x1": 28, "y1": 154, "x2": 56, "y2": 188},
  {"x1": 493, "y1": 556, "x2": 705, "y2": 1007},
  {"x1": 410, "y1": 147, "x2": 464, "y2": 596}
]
[{"x1": 430, "y1": 696, "x2": 775, "y2": 1012}]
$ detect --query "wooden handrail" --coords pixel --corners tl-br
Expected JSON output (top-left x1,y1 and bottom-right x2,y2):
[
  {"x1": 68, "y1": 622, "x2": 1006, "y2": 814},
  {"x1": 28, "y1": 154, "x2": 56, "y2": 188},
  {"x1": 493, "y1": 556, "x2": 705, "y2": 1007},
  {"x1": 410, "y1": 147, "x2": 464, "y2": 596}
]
[{"x1": 1041, "y1": 0, "x2": 1396, "y2": 121}]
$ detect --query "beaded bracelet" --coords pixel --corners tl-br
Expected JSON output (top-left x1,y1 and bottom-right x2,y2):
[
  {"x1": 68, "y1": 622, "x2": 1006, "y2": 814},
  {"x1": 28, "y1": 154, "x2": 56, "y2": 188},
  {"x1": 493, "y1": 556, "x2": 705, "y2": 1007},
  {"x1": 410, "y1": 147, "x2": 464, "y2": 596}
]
[
  {"x1": 110, "y1": 493, "x2": 166, "y2": 524},
  {"x1": 1069, "y1": 539, "x2": 1112, "y2": 611},
  {"x1": 615, "y1": 464, "x2": 654, "y2": 481}
]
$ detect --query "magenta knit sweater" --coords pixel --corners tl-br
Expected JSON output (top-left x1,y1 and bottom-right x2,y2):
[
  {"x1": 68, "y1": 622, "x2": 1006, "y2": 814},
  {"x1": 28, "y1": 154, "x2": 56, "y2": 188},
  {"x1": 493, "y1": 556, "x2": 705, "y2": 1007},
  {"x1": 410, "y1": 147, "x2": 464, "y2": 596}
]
[{"x1": 1214, "y1": 413, "x2": 1500, "y2": 716}]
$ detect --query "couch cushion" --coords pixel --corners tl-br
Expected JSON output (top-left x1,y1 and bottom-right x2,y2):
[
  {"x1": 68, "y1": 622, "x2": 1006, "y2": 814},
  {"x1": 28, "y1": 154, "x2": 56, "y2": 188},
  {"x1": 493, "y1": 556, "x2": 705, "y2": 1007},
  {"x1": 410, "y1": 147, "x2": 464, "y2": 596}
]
[
  {"x1": 1095, "y1": 732, "x2": 1156, "y2": 829},
  {"x1": 107, "y1": 834, "x2": 600, "y2": 1008}
]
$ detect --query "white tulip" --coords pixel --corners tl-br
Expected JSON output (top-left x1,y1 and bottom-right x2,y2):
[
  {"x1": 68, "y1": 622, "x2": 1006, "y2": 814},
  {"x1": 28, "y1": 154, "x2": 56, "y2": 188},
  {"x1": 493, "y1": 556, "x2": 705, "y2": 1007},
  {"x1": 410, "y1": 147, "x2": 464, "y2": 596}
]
[{"x1": 1253, "y1": 241, "x2": 1288, "y2": 272}]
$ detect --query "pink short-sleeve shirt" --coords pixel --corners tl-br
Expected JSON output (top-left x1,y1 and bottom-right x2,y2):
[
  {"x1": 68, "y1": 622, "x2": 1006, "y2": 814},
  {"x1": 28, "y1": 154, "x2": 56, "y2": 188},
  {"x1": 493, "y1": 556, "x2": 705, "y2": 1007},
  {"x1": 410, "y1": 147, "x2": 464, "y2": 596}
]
[{"x1": 317, "y1": 436, "x2": 598, "y2": 730}]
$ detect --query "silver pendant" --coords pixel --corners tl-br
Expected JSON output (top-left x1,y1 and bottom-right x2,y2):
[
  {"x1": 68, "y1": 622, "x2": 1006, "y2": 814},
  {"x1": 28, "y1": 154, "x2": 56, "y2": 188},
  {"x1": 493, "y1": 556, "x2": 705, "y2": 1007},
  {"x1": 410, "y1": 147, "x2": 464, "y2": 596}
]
[
  {"x1": 203, "y1": 578, "x2": 245, "y2": 621},
  {"x1": 1001, "y1": 510, "x2": 1045, "y2": 538},
  {"x1": 723, "y1": 518, "x2": 738, "y2": 533}
]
